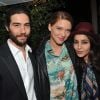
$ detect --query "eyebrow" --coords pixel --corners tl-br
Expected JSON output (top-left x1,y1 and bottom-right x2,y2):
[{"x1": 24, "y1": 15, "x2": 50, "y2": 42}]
[
  {"x1": 12, "y1": 22, "x2": 30, "y2": 25},
  {"x1": 56, "y1": 26, "x2": 71, "y2": 31},
  {"x1": 74, "y1": 39, "x2": 89, "y2": 41}
]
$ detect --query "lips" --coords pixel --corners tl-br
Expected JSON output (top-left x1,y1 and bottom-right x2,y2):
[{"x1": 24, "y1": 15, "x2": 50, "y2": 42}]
[
  {"x1": 76, "y1": 51, "x2": 84, "y2": 54},
  {"x1": 58, "y1": 37, "x2": 65, "y2": 41},
  {"x1": 17, "y1": 34, "x2": 28, "y2": 39},
  {"x1": 17, "y1": 34, "x2": 28, "y2": 37},
  {"x1": 17, "y1": 36, "x2": 27, "y2": 41}
]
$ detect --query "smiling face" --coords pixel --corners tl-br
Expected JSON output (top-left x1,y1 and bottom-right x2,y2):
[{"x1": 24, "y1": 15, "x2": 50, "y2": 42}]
[
  {"x1": 6, "y1": 13, "x2": 30, "y2": 47},
  {"x1": 48, "y1": 19, "x2": 72, "y2": 46},
  {"x1": 73, "y1": 34, "x2": 91, "y2": 62}
]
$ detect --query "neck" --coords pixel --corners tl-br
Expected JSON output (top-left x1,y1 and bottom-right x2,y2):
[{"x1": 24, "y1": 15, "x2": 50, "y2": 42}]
[
  {"x1": 49, "y1": 40, "x2": 63, "y2": 56},
  {"x1": 9, "y1": 39, "x2": 26, "y2": 60},
  {"x1": 84, "y1": 56, "x2": 89, "y2": 64}
]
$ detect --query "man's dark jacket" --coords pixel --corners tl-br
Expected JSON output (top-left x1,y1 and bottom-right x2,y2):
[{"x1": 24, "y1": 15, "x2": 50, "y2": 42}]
[{"x1": 0, "y1": 43, "x2": 40, "y2": 100}]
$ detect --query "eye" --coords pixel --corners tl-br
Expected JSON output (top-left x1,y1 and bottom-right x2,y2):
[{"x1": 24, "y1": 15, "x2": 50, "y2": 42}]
[
  {"x1": 24, "y1": 23, "x2": 30, "y2": 28},
  {"x1": 65, "y1": 30, "x2": 70, "y2": 34},
  {"x1": 14, "y1": 24, "x2": 20, "y2": 27},
  {"x1": 82, "y1": 41, "x2": 89, "y2": 44},
  {"x1": 56, "y1": 27, "x2": 62, "y2": 30},
  {"x1": 13, "y1": 23, "x2": 20, "y2": 27},
  {"x1": 74, "y1": 40, "x2": 78, "y2": 44}
]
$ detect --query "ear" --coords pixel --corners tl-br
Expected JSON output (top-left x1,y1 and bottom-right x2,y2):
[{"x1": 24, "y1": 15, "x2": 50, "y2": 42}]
[
  {"x1": 48, "y1": 24, "x2": 51, "y2": 31},
  {"x1": 5, "y1": 25, "x2": 9, "y2": 32}
]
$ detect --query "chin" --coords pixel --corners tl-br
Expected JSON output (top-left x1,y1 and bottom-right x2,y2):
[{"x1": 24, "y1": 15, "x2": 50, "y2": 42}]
[
  {"x1": 57, "y1": 41, "x2": 64, "y2": 45},
  {"x1": 57, "y1": 43, "x2": 63, "y2": 46},
  {"x1": 77, "y1": 54, "x2": 84, "y2": 58},
  {"x1": 15, "y1": 41, "x2": 26, "y2": 47}
]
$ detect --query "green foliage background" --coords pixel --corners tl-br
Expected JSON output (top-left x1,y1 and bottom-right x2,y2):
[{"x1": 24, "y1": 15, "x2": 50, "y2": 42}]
[{"x1": 0, "y1": 0, "x2": 67, "y2": 49}]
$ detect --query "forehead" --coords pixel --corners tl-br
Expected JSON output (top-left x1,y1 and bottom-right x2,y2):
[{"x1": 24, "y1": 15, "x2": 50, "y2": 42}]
[
  {"x1": 53, "y1": 19, "x2": 72, "y2": 27},
  {"x1": 56, "y1": 19, "x2": 70, "y2": 24},
  {"x1": 74, "y1": 34, "x2": 89, "y2": 40},
  {"x1": 10, "y1": 13, "x2": 30, "y2": 23}
]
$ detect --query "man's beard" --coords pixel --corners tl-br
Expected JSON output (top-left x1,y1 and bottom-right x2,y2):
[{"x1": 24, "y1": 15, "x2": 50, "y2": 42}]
[{"x1": 9, "y1": 33, "x2": 29, "y2": 47}]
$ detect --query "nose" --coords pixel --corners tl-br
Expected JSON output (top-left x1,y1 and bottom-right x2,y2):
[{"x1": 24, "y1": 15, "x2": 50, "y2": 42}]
[
  {"x1": 78, "y1": 43, "x2": 82, "y2": 49},
  {"x1": 20, "y1": 26, "x2": 26, "y2": 33},
  {"x1": 61, "y1": 31, "x2": 66, "y2": 37}
]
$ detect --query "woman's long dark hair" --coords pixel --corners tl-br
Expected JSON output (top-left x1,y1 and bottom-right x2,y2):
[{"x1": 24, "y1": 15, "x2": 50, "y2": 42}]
[{"x1": 85, "y1": 34, "x2": 100, "y2": 70}]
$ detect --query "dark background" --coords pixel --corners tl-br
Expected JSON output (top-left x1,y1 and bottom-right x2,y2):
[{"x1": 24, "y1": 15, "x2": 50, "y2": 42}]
[{"x1": 0, "y1": 0, "x2": 99, "y2": 48}]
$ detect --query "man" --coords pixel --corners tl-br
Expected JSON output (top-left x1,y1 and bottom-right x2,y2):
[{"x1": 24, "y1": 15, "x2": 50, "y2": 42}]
[
  {"x1": 0, "y1": 6, "x2": 40, "y2": 100},
  {"x1": 36, "y1": 11, "x2": 79, "y2": 100}
]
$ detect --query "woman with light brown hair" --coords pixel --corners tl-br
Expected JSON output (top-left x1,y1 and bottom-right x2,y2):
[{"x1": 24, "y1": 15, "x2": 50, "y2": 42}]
[{"x1": 36, "y1": 10, "x2": 79, "y2": 100}]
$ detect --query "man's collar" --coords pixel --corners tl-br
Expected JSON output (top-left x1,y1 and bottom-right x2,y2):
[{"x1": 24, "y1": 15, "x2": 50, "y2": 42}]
[{"x1": 7, "y1": 39, "x2": 32, "y2": 56}]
